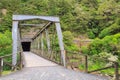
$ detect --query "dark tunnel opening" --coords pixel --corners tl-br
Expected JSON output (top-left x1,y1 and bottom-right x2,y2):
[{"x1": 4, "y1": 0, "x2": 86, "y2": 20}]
[{"x1": 22, "y1": 42, "x2": 31, "y2": 51}]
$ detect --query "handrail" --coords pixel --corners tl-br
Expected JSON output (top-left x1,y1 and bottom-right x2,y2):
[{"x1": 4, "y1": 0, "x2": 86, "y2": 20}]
[
  {"x1": 0, "y1": 52, "x2": 23, "y2": 77},
  {"x1": 0, "y1": 54, "x2": 12, "y2": 58},
  {"x1": 32, "y1": 50, "x2": 62, "y2": 65},
  {"x1": 66, "y1": 50, "x2": 87, "y2": 57},
  {"x1": 66, "y1": 50, "x2": 118, "y2": 62},
  {"x1": 65, "y1": 50, "x2": 119, "y2": 80}
]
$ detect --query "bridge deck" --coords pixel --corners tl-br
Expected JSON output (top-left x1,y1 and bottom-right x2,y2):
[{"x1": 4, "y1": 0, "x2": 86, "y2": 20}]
[
  {"x1": 23, "y1": 52, "x2": 57, "y2": 67},
  {"x1": 0, "y1": 52, "x2": 110, "y2": 80}
]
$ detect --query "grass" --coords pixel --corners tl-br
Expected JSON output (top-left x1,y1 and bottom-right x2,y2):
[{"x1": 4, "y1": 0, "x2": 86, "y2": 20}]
[{"x1": 2, "y1": 70, "x2": 12, "y2": 75}]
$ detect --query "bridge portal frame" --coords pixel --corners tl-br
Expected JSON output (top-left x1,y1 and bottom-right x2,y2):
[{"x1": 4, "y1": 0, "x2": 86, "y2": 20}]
[{"x1": 12, "y1": 15, "x2": 66, "y2": 67}]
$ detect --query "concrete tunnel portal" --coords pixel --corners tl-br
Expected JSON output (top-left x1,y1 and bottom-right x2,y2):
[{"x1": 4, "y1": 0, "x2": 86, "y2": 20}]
[{"x1": 22, "y1": 42, "x2": 31, "y2": 51}]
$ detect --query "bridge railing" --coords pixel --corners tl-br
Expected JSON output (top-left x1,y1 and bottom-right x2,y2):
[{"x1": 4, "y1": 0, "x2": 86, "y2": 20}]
[
  {"x1": 0, "y1": 52, "x2": 23, "y2": 76},
  {"x1": 31, "y1": 49, "x2": 61, "y2": 65},
  {"x1": 42, "y1": 50, "x2": 61, "y2": 65},
  {"x1": 66, "y1": 51, "x2": 119, "y2": 80}
]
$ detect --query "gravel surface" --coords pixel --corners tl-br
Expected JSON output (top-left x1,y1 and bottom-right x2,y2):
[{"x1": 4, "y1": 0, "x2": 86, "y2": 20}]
[{"x1": 0, "y1": 66, "x2": 110, "y2": 80}]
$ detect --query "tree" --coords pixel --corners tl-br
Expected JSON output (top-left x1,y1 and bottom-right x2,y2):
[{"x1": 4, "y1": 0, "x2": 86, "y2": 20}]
[
  {"x1": 63, "y1": 31, "x2": 79, "y2": 51},
  {"x1": 99, "y1": 19, "x2": 120, "y2": 38}
]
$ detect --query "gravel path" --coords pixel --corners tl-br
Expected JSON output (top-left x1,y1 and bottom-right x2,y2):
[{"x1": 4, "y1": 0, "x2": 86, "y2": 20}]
[{"x1": 0, "y1": 52, "x2": 110, "y2": 80}]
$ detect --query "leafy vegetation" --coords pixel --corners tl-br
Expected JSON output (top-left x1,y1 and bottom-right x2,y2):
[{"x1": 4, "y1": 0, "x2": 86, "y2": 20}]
[
  {"x1": 82, "y1": 33, "x2": 120, "y2": 56},
  {"x1": 99, "y1": 19, "x2": 120, "y2": 38},
  {"x1": 0, "y1": 30, "x2": 12, "y2": 56},
  {"x1": 0, "y1": 0, "x2": 119, "y2": 36},
  {"x1": 63, "y1": 31, "x2": 79, "y2": 51}
]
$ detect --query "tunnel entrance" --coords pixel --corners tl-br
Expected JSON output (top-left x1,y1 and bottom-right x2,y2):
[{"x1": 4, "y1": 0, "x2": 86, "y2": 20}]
[{"x1": 22, "y1": 42, "x2": 31, "y2": 51}]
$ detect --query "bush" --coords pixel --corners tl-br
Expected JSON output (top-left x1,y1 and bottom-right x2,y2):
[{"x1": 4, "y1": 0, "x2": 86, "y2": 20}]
[
  {"x1": 99, "y1": 52, "x2": 118, "y2": 62},
  {"x1": 82, "y1": 33, "x2": 120, "y2": 57},
  {"x1": 0, "y1": 30, "x2": 12, "y2": 56},
  {"x1": 87, "y1": 30, "x2": 95, "y2": 39},
  {"x1": 63, "y1": 31, "x2": 79, "y2": 51},
  {"x1": 81, "y1": 46, "x2": 89, "y2": 55}
]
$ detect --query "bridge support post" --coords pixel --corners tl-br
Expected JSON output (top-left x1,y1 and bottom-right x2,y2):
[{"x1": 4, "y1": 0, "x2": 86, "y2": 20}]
[
  {"x1": 45, "y1": 29, "x2": 51, "y2": 54},
  {"x1": 12, "y1": 21, "x2": 19, "y2": 67},
  {"x1": 114, "y1": 62, "x2": 119, "y2": 80},
  {"x1": 17, "y1": 28, "x2": 21, "y2": 52},
  {"x1": 37, "y1": 37, "x2": 40, "y2": 50},
  {"x1": 40, "y1": 34, "x2": 44, "y2": 55},
  {"x1": 34, "y1": 39, "x2": 38, "y2": 52},
  {"x1": 0, "y1": 58, "x2": 3, "y2": 76},
  {"x1": 55, "y1": 23, "x2": 66, "y2": 67},
  {"x1": 33, "y1": 40, "x2": 35, "y2": 52}
]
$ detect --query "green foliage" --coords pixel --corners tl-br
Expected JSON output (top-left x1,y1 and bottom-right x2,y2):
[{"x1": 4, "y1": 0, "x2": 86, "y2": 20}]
[
  {"x1": 0, "y1": 14, "x2": 12, "y2": 32},
  {"x1": 0, "y1": 30, "x2": 12, "y2": 56},
  {"x1": 99, "y1": 52, "x2": 118, "y2": 62},
  {"x1": 63, "y1": 31, "x2": 79, "y2": 51},
  {"x1": 0, "y1": 0, "x2": 119, "y2": 37},
  {"x1": 86, "y1": 0, "x2": 120, "y2": 38},
  {"x1": 87, "y1": 30, "x2": 95, "y2": 39},
  {"x1": 81, "y1": 46, "x2": 89, "y2": 55},
  {"x1": 82, "y1": 33, "x2": 120, "y2": 56},
  {"x1": 99, "y1": 23, "x2": 120, "y2": 38}
]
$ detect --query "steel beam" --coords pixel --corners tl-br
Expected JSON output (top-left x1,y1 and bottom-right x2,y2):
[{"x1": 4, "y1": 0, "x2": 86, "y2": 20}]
[
  {"x1": 20, "y1": 24, "x2": 45, "y2": 27},
  {"x1": 13, "y1": 15, "x2": 60, "y2": 22},
  {"x1": 55, "y1": 22, "x2": 66, "y2": 67},
  {"x1": 21, "y1": 38, "x2": 32, "y2": 42},
  {"x1": 37, "y1": 37, "x2": 40, "y2": 50},
  {"x1": 12, "y1": 21, "x2": 19, "y2": 66},
  {"x1": 17, "y1": 28, "x2": 21, "y2": 52},
  {"x1": 32, "y1": 22, "x2": 52, "y2": 40}
]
